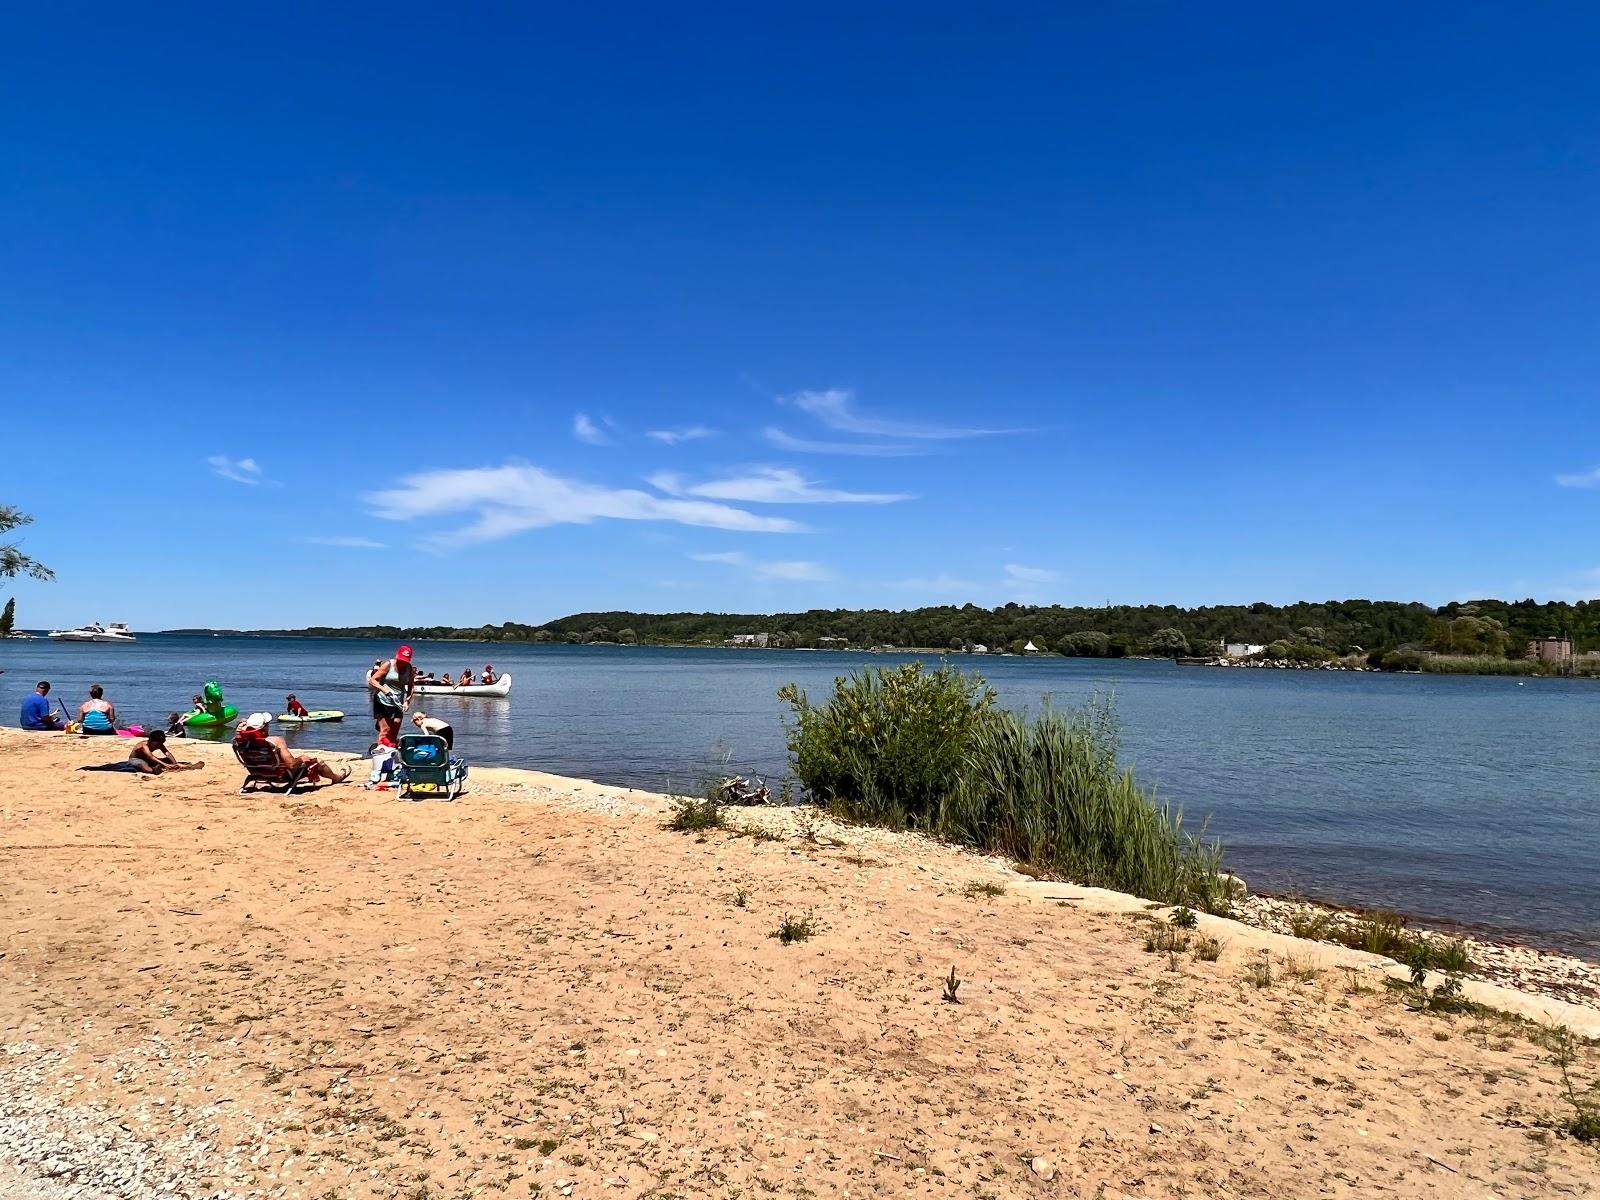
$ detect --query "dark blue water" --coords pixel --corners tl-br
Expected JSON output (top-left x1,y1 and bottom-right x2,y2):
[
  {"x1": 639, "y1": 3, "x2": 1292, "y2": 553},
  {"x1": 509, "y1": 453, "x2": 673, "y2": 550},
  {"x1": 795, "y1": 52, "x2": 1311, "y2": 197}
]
[{"x1": 5, "y1": 634, "x2": 1597, "y2": 955}]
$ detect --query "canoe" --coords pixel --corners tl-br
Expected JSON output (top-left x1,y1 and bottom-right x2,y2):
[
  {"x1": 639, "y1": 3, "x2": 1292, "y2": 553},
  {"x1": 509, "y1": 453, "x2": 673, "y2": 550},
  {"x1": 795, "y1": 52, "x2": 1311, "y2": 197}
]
[
  {"x1": 413, "y1": 672, "x2": 512, "y2": 698},
  {"x1": 277, "y1": 710, "x2": 345, "y2": 723}
]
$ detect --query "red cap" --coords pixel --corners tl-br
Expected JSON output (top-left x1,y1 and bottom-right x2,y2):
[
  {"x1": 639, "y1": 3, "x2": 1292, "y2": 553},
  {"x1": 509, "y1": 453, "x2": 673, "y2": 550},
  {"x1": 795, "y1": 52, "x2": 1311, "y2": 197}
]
[{"x1": 396, "y1": 645, "x2": 413, "y2": 662}]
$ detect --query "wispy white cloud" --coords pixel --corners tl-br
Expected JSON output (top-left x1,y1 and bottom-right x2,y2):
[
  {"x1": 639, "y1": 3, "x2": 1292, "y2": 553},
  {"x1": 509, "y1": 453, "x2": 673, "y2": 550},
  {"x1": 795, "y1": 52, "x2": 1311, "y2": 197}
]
[
  {"x1": 367, "y1": 464, "x2": 803, "y2": 547},
  {"x1": 573, "y1": 413, "x2": 613, "y2": 446},
  {"x1": 690, "y1": 550, "x2": 832, "y2": 582},
  {"x1": 303, "y1": 535, "x2": 387, "y2": 549},
  {"x1": 1555, "y1": 466, "x2": 1600, "y2": 489},
  {"x1": 208, "y1": 455, "x2": 263, "y2": 485},
  {"x1": 786, "y1": 387, "x2": 1019, "y2": 440},
  {"x1": 650, "y1": 466, "x2": 909, "y2": 505},
  {"x1": 1004, "y1": 563, "x2": 1060, "y2": 584},
  {"x1": 890, "y1": 573, "x2": 986, "y2": 597},
  {"x1": 887, "y1": 563, "x2": 1063, "y2": 604},
  {"x1": 761, "y1": 427, "x2": 923, "y2": 457},
  {"x1": 647, "y1": 425, "x2": 717, "y2": 446}
]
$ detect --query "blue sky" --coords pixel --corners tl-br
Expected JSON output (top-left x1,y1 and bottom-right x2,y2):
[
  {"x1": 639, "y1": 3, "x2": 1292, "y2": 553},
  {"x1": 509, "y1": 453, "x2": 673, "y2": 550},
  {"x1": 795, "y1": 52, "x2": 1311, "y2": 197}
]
[{"x1": 5, "y1": 4, "x2": 1600, "y2": 629}]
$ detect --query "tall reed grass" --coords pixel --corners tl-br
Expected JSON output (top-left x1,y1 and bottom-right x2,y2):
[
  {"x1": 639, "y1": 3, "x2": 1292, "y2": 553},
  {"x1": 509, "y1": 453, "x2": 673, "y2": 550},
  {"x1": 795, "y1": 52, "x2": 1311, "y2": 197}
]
[{"x1": 780, "y1": 665, "x2": 1228, "y2": 911}]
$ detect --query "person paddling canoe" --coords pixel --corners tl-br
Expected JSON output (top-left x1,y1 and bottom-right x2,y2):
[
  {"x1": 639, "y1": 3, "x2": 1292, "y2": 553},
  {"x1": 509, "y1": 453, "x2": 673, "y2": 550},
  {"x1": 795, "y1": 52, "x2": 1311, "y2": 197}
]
[{"x1": 366, "y1": 645, "x2": 417, "y2": 742}]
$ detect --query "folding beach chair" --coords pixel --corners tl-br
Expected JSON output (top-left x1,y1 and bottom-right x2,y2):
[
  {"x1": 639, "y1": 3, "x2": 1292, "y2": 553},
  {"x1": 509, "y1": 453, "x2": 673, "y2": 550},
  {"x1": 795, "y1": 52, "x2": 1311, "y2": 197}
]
[
  {"x1": 233, "y1": 738, "x2": 311, "y2": 795},
  {"x1": 397, "y1": 732, "x2": 467, "y2": 801}
]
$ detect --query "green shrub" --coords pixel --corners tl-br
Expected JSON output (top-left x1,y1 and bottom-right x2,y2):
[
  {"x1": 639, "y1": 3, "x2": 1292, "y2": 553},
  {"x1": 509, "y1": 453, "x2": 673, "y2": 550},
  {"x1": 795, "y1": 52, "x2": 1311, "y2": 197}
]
[
  {"x1": 946, "y1": 700, "x2": 1228, "y2": 912},
  {"x1": 780, "y1": 668, "x2": 1227, "y2": 912},
  {"x1": 778, "y1": 662, "x2": 996, "y2": 828},
  {"x1": 664, "y1": 794, "x2": 725, "y2": 833}
]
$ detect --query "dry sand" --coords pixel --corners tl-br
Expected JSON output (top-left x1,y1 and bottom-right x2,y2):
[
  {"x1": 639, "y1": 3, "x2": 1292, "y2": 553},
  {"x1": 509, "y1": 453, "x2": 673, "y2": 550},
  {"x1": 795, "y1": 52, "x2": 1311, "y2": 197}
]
[{"x1": 2, "y1": 728, "x2": 1597, "y2": 1199}]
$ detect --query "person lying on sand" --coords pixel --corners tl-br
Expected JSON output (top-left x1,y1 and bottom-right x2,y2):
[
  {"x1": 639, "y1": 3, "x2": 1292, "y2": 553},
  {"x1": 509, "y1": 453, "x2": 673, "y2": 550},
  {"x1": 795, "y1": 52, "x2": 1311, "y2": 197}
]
[{"x1": 236, "y1": 713, "x2": 351, "y2": 784}]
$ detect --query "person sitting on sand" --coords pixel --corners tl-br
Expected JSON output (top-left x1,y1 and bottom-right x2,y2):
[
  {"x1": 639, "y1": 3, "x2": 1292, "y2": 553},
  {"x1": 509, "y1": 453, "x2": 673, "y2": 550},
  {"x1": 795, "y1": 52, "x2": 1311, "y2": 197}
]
[
  {"x1": 286, "y1": 694, "x2": 310, "y2": 719},
  {"x1": 410, "y1": 710, "x2": 454, "y2": 751},
  {"x1": 79, "y1": 684, "x2": 117, "y2": 735},
  {"x1": 20, "y1": 681, "x2": 64, "y2": 731},
  {"x1": 128, "y1": 729, "x2": 202, "y2": 775},
  {"x1": 458, "y1": 667, "x2": 475, "y2": 687},
  {"x1": 236, "y1": 713, "x2": 351, "y2": 784},
  {"x1": 481, "y1": 664, "x2": 496, "y2": 685},
  {"x1": 164, "y1": 712, "x2": 188, "y2": 738},
  {"x1": 366, "y1": 645, "x2": 417, "y2": 743}
]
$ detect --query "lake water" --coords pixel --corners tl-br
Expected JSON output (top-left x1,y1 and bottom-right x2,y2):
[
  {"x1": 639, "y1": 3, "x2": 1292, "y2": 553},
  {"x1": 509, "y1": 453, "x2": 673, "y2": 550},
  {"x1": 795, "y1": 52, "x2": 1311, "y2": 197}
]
[{"x1": 5, "y1": 634, "x2": 1597, "y2": 956}]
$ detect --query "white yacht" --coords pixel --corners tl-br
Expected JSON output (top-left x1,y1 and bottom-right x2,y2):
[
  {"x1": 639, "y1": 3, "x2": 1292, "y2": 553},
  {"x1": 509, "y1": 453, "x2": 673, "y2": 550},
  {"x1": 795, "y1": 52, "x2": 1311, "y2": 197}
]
[{"x1": 47, "y1": 622, "x2": 138, "y2": 643}]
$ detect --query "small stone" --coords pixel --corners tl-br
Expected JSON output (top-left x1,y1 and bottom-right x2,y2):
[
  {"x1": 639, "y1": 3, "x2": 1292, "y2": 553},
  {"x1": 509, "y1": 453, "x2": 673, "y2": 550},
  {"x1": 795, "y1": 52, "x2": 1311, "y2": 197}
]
[
  {"x1": 1148, "y1": 1122, "x2": 1163, "y2": 1135},
  {"x1": 1029, "y1": 1155, "x2": 1055, "y2": 1180}
]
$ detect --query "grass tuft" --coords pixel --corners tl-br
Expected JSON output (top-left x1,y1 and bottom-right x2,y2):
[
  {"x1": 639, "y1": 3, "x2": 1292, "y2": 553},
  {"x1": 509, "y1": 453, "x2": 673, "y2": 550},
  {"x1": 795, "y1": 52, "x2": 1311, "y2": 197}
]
[
  {"x1": 771, "y1": 910, "x2": 817, "y2": 945},
  {"x1": 1143, "y1": 924, "x2": 1190, "y2": 955},
  {"x1": 664, "y1": 794, "x2": 725, "y2": 833},
  {"x1": 941, "y1": 966, "x2": 962, "y2": 1004},
  {"x1": 963, "y1": 881, "x2": 1006, "y2": 899},
  {"x1": 1243, "y1": 953, "x2": 1273, "y2": 989}
]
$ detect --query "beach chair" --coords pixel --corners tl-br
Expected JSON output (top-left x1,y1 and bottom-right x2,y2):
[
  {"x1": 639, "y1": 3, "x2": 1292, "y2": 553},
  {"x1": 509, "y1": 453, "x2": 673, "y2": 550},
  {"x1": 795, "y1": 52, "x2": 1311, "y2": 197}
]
[
  {"x1": 233, "y1": 738, "x2": 311, "y2": 795},
  {"x1": 397, "y1": 733, "x2": 466, "y2": 801}
]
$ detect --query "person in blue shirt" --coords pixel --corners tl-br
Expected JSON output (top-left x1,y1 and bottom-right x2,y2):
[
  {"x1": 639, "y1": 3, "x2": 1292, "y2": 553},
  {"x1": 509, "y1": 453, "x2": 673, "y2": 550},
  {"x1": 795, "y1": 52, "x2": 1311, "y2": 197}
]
[{"x1": 20, "y1": 680, "x2": 63, "y2": 730}]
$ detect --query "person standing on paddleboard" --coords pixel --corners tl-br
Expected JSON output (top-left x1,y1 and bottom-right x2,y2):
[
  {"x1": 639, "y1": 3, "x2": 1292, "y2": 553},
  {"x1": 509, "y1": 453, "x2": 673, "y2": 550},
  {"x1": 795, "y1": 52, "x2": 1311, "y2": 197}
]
[{"x1": 366, "y1": 645, "x2": 417, "y2": 743}]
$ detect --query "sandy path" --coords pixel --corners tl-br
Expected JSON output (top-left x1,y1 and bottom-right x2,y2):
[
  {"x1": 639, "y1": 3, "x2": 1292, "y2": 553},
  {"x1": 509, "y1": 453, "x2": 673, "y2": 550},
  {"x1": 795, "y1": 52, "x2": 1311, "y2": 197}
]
[{"x1": 1, "y1": 729, "x2": 1596, "y2": 1198}]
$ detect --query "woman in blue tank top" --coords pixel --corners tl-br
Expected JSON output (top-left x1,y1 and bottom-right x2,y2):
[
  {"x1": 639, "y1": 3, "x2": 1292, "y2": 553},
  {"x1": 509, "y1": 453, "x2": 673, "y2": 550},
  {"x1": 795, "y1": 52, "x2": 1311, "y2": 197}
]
[{"x1": 78, "y1": 684, "x2": 117, "y2": 734}]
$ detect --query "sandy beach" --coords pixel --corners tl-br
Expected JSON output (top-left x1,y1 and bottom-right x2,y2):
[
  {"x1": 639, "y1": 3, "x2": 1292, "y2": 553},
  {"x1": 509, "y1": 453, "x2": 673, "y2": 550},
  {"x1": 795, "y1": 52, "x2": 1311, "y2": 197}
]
[{"x1": 2, "y1": 728, "x2": 1597, "y2": 1199}]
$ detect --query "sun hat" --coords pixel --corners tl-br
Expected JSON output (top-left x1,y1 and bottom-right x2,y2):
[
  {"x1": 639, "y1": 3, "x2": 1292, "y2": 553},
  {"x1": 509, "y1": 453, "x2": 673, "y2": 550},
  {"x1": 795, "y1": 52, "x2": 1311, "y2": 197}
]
[
  {"x1": 243, "y1": 712, "x2": 272, "y2": 731},
  {"x1": 397, "y1": 645, "x2": 413, "y2": 662}
]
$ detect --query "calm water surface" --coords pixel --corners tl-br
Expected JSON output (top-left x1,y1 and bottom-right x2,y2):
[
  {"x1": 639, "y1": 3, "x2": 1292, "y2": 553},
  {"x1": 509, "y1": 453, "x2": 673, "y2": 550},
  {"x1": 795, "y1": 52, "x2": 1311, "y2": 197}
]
[{"x1": 5, "y1": 635, "x2": 1597, "y2": 955}]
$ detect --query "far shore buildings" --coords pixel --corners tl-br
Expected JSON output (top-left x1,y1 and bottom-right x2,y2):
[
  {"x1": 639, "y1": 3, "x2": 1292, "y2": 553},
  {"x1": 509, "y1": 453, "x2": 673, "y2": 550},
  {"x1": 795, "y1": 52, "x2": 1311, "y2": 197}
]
[
  {"x1": 726, "y1": 632, "x2": 770, "y2": 648},
  {"x1": 1224, "y1": 642, "x2": 1266, "y2": 658},
  {"x1": 1528, "y1": 637, "x2": 1573, "y2": 666}
]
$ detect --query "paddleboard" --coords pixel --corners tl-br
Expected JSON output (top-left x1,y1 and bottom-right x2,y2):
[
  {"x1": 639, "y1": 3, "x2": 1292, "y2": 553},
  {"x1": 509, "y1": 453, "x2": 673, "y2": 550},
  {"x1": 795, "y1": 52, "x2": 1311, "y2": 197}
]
[{"x1": 277, "y1": 710, "x2": 345, "y2": 723}]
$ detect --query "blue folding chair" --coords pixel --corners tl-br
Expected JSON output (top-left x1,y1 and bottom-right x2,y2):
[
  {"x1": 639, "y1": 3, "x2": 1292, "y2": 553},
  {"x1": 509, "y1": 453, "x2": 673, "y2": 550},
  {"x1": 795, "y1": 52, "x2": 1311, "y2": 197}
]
[{"x1": 397, "y1": 733, "x2": 467, "y2": 800}]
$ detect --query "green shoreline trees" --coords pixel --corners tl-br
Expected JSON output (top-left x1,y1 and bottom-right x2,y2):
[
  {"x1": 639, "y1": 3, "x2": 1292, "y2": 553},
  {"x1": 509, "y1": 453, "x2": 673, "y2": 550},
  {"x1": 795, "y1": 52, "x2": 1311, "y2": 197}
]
[{"x1": 207, "y1": 596, "x2": 1600, "y2": 666}]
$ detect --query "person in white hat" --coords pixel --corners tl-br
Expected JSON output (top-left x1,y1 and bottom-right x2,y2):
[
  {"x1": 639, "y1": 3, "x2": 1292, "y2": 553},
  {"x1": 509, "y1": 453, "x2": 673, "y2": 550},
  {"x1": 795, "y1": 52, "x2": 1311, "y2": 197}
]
[{"x1": 235, "y1": 712, "x2": 350, "y2": 784}]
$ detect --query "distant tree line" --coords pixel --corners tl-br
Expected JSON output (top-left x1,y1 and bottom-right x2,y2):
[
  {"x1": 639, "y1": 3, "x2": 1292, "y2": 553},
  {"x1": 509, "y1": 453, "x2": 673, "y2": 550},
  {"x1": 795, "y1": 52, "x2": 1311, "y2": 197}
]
[{"x1": 210, "y1": 597, "x2": 1600, "y2": 662}]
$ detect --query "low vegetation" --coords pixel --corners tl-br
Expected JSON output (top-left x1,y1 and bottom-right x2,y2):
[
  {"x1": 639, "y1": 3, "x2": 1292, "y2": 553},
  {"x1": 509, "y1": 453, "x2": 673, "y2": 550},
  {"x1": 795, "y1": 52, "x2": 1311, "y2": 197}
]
[
  {"x1": 1538, "y1": 1026, "x2": 1600, "y2": 1143},
  {"x1": 1284, "y1": 906, "x2": 1475, "y2": 974},
  {"x1": 771, "y1": 910, "x2": 817, "y2": 944},
  {"x1": 941, "y1": 966, "x2": 962, "y2": 1004},
  {"x1": 663, "y1": 793, "x2": 725, "y2": 833},
  {"x1": 780, "y1": 664, "x2": 1228, "y2": 911}
]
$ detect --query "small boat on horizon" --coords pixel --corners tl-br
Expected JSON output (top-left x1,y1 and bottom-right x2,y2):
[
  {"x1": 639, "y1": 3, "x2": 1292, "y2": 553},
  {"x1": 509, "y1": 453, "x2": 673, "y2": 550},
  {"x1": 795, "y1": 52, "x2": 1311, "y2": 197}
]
[{"x1": 48, "y1": 622, "x2": 138, "y2": 643}]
